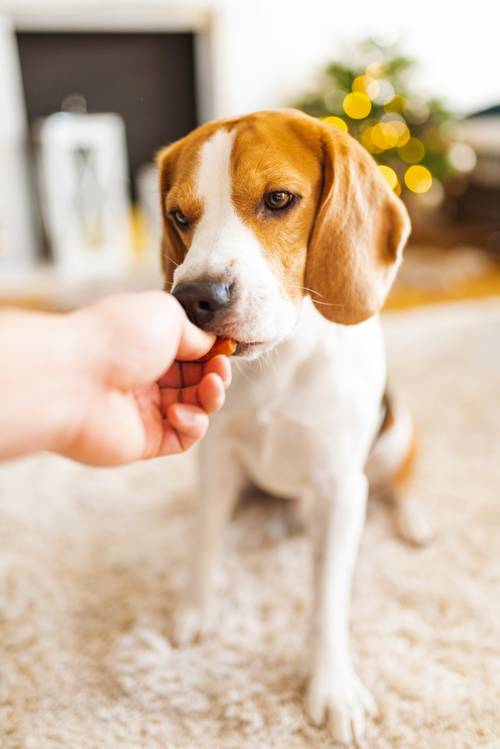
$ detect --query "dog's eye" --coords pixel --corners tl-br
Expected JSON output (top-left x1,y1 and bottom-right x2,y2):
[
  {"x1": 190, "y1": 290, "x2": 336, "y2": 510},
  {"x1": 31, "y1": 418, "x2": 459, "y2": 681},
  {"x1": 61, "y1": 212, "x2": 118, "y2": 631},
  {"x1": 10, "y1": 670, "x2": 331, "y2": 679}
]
[
  {"x1": 171, "y1": 209, "x2": 190, "y2": 229},
  {"x1": 264, "y1": 190, "x2": 294, "y2": 211}
]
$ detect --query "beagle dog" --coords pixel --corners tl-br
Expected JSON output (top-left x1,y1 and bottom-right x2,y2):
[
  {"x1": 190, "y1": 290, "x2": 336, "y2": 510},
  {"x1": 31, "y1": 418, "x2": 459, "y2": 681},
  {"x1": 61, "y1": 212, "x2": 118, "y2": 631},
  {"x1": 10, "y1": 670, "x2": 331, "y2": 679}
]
[{"x1": 157, "y1": 109, "x2": 430, "y2": 745}]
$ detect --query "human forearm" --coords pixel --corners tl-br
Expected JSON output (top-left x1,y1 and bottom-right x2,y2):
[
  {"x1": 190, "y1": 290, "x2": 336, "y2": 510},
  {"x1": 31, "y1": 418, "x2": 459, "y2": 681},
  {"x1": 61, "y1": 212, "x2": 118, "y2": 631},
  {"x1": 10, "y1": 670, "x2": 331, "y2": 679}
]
[
  {"x1": 0, "y1": 293, "x2": 229, "y2": 466},
  {"x1": 0, "y1": 308, "x2": 85, "y2": 460}
]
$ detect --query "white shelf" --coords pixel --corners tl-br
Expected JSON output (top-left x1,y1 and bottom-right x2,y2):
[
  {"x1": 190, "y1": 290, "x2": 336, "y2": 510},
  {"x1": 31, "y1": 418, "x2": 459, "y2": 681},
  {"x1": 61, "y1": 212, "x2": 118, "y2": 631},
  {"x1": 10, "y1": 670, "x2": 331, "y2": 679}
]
[{"x1": 0, "y1": 2, "x2": 211, "y2": 33}]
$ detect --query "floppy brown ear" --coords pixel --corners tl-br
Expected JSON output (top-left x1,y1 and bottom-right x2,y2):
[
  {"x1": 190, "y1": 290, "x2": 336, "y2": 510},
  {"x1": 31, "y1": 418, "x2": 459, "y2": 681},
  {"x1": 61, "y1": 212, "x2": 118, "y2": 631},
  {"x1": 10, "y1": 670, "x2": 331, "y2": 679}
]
[
  {"x1": 305, "y1": 122, "x2": 411, "y2": 324},
  {"x1": 156, "y1": 144, "x2": 184, "y2": 291}
]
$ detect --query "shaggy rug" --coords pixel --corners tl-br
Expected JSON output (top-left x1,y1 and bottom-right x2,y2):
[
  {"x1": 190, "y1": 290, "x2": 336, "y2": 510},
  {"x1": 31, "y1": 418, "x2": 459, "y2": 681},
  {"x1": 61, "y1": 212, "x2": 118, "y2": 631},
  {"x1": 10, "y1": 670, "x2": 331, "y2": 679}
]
[{"x1": 1, "y1": 299, "x2": 499, "y2": 749}]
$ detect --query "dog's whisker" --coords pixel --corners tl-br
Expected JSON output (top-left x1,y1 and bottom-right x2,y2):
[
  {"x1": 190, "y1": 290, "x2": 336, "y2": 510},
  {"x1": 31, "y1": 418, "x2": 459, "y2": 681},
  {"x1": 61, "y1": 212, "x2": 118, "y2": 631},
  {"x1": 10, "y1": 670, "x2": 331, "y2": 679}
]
[
  {"x1": 164, "y1": 255, "x2": 180, "y2": 267},
  {"x1": 284, "y1": 284, "x2": 325, "y2": 298},
  {"x1": 262, "y1": 350, "x2": 272, "y2": 375},
  {"x1": 234, "y1": 360, "x2": 251, "y2": 382},
  {"x1": 267, "y1": 349, "x2": 278, "y2": 377},
  {"x1": 310, "y1": 299, "x2": 345, "y2": 308},
  {"x1": 283, "y1": 283, "x2": 344, "y2": 307}
]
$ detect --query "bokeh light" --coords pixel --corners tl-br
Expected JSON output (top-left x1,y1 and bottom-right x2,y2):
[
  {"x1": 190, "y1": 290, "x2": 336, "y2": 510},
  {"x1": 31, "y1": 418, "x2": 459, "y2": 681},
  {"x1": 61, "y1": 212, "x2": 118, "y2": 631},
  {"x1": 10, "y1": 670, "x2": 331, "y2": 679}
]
[
  {"x1": 371, "y1": 122, "x2": 400, "y2": 150},
  {"x1": 448, "y1": 142, "x2": 477, "y2": 172},
  {"x1": 365, "y1": 61, "x2": 384, "y2": 78},
  {"x1": 322, "y1": 115, "x2": 349, "y2": 132},
  {"x1": 294, "y1": 40, "x2": 464, "y2": 199},
  {"x1": 378, "y1": 165, "x2": 399, "y2": 191},
  {"x1": 360, "y1": 126, "x2": 383, "y2": 153},
  {"x1": 373, "y1": 79, "x2": 395, "y2": 105},
  {"x1": 352, "y1": 75, "x2": 380, "y2": 101},
  {"x1": 343, "y1": 92, "x2": 372, "y2": 119},
  {"x1": 404, "y1": 165, "x2": 432, "y2": 193},
  {"x1": 398, "y1": 137, "x2": 425, "y2": 163},
  {"x1": 393, "y1": 121, "x2": 411, "y2": 146}
]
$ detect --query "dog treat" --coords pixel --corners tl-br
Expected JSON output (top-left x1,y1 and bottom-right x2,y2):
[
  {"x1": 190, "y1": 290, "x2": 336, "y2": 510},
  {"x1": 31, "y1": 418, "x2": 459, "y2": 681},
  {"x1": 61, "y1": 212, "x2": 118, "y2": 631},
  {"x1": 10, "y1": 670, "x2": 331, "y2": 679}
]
[{"x1": 198, "y1": 336, "x2": 238, "y2": 362}]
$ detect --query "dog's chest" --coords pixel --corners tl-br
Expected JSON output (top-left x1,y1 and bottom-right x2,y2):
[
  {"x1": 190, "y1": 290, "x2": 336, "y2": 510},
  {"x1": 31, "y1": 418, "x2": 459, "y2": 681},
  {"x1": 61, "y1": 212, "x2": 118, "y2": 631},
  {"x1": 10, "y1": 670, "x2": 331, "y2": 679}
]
[
  {"x1": 234, "y1": 391, "x2": 319, "y2": 498},
  {"x1": 221, "y1": 309, "x2": 387, "y2": 498}
]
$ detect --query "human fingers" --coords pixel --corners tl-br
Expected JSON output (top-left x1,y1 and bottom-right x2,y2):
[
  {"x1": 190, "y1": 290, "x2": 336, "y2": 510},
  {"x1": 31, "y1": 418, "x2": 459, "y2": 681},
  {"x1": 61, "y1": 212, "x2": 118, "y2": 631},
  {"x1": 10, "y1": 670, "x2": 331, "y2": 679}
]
[
  {"x1": 157, "y1": 404, "x2": 209, "y2": 455},
  {"x1": 159, "y1": 372, "x2": 226, "y2": 414},
  {"x1": 158, "y1": 355, "x2": 232, "y2": 389}
]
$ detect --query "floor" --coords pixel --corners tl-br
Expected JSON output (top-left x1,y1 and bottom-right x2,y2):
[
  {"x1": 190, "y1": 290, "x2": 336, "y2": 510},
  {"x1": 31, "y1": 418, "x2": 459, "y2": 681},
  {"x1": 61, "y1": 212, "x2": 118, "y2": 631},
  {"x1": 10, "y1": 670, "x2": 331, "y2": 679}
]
[
  {"x1": 387, "y1": 244, "x2": 500, "y2": 310},
  {"x1": 1, "y1": 298, "x2": 499, "y2": 748}
]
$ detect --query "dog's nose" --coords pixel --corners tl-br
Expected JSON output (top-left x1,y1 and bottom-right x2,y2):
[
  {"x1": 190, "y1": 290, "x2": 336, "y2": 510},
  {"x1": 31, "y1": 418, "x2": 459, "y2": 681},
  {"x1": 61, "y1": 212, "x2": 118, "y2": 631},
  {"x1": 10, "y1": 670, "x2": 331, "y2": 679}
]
[{"x1": 173, "y1": 281, "x2": 232, "y2": 327}]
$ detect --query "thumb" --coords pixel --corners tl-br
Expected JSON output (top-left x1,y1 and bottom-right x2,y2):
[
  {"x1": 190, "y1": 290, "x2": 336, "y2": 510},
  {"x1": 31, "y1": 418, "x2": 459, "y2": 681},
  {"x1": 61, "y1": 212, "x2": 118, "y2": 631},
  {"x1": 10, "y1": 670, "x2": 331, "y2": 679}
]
[
  {"x1": 176, "y1": 313, "x2": 216, "y2": 361},
  {"x1": 80, "y1": 292, "x2": 215, "y2": 390}
]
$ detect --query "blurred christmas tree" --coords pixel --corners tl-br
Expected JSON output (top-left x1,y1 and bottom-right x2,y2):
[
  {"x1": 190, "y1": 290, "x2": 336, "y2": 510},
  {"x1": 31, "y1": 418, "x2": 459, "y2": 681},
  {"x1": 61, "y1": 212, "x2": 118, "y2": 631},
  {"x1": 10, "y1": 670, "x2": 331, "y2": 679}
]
[{"x1": 294, "y1": 39, "x2": 466, "y2": 200}]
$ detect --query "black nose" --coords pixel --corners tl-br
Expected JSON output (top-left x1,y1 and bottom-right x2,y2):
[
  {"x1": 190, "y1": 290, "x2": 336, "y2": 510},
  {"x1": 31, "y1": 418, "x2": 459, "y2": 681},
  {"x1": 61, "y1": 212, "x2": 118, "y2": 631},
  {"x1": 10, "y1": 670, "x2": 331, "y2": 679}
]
[{"x1": 173, "y1": 281, "x2": 232, "y2": 327}]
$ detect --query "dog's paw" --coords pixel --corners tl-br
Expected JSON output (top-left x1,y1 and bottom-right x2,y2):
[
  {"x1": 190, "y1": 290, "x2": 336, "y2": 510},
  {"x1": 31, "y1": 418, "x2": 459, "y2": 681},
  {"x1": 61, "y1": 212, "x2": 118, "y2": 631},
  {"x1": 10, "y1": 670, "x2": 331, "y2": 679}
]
[
  {"x1": 395, "y1": 497, "x2": 434, "y2": 547},
  {"x1": 171, "y1": 603, "x2": 212, "y2": 647},
  {"x1": 305, "y1": 665, "x2": 377, "y2": 746}
]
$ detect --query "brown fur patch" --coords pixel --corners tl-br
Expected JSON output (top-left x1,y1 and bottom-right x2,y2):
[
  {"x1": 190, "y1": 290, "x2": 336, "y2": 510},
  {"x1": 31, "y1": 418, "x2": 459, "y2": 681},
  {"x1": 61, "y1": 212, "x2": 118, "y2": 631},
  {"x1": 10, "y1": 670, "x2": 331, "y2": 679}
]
[
  {"x1": 394, "y1": 431, "x2": 418, "y2": 490},
  {"x1": 229, "y1": 112, "x2": 324, "y2": 302},
  {"x1": 305, "y1": 123, "x2": 411, "y2": 324}
]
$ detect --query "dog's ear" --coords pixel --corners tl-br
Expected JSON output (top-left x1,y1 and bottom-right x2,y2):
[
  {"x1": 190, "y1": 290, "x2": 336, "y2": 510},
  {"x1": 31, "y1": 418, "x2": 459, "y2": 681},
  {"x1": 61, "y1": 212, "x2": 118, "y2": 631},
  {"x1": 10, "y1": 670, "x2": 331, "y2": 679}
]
[
  {"x1": 156, "y1": 144, "x2": 184, "y2": 292},
  {"x1": 305, "y1": 122, "x2": 410, "y2": 324}
]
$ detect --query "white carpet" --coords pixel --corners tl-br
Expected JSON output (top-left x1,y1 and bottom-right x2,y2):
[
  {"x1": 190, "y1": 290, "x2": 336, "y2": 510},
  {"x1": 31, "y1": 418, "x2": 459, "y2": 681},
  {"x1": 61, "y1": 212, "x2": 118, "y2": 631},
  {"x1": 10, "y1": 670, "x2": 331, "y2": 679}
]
[{"x1": 1, "y1": 299, "x2": 499, "y2": 748}]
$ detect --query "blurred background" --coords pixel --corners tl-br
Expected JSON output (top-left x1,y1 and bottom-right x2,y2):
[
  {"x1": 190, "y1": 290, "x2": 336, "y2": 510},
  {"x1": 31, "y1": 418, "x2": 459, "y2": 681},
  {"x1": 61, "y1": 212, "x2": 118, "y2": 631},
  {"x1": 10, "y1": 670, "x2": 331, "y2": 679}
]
[{"x1": 0, "y1": 0, "x2": 499, "y2": 311}]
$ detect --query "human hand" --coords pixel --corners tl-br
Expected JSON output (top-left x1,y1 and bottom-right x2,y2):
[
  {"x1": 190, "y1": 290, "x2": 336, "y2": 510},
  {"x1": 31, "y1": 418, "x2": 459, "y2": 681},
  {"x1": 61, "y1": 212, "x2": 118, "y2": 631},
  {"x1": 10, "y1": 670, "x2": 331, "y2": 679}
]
[{"x1": 58, "y1": 292, "x2": 231, "y2": 465}]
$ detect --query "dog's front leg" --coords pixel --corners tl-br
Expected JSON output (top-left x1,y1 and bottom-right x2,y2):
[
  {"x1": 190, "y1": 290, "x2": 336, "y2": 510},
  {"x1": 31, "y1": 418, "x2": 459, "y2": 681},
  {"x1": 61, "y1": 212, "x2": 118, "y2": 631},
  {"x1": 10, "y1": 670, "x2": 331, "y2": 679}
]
[
  {"x1": 305, "y1": 472, "x2": 377, "y2": 745},
  {"x1": 173, "y1": 435, "x2": 244, "y2": 646}
]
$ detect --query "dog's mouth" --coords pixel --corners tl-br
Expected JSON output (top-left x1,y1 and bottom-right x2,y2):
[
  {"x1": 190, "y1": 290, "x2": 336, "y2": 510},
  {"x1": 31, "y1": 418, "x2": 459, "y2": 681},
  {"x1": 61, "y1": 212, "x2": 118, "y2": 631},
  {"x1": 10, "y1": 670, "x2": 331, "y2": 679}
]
[
  {"x1": 207, "y1": 326, "x2": 281, "y2": 360},
  {"x1": 202, "y1": 333, "x2": 273, "y2": 360}
]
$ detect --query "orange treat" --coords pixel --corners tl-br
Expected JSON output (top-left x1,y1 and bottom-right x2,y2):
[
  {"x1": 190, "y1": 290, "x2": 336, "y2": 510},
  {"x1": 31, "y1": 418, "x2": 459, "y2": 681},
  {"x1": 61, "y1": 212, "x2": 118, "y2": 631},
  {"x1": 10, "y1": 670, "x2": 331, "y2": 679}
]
[{"x1": 198, "y1": 336, "x2": 238, "y2": 363}]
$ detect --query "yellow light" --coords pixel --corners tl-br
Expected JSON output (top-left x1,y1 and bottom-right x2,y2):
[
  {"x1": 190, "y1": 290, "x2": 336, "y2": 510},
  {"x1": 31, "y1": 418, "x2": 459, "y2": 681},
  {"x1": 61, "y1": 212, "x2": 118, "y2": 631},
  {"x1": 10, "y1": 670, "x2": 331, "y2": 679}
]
[
  {"x1": 371, "y1": 122, "x2": 399, "y2": 150},
  {"x1": 322, "y1": 115, "x2": 348, "y2": 132},
  {"x1": 378, "y1": 165, "x2": 398, "y2": 191},
  {"x1": 398, "y1": 137, "x2": 425, "y2": 163},
  {"x1": 393, "y1": 121, "x2": 410, "y2": 147},
  {"x1": 343, "y1": 92, "x2": 371, "y2": 119},
  {"x1": 352, "y1": 75, "x2": 380, "y2": 101},
  {"x1": 360, "y1": 126, "x2": 383, "y2": 154},
  {"x1": 379, "y1": 117, "x2": 410, "y2": 146},
  {"x1": 404, "y1": 165, "x2": 432, "y2": 193}
]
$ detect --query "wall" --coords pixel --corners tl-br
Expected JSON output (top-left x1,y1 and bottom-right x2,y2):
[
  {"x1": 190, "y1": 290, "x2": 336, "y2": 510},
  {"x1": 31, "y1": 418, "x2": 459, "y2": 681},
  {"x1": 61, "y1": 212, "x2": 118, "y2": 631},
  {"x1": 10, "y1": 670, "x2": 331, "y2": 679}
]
[
  {"x1": 0, "y1": 0, "x2": 496, "y2": 121},
  {"x1": 209, "y1": 0, "x2": 498, "y2": 117}
]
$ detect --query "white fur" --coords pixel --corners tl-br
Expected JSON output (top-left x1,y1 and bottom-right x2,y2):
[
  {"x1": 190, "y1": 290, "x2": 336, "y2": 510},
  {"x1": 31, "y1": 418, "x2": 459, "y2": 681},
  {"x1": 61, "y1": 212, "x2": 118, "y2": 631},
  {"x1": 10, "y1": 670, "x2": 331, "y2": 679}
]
[{"x1": 171, "y1": 127, "x2": 393, "y2": 745}]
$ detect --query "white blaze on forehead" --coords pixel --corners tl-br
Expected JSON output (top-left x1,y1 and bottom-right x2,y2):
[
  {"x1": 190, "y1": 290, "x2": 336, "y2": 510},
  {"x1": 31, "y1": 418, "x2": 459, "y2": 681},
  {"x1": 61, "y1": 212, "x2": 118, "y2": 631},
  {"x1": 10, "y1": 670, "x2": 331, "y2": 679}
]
[
  {"x1": 173, "y1": 127, "x2": 245, "y2": 279},
  {"x1": 197, "y1": 128, "x2": 236, "y2": 222}
]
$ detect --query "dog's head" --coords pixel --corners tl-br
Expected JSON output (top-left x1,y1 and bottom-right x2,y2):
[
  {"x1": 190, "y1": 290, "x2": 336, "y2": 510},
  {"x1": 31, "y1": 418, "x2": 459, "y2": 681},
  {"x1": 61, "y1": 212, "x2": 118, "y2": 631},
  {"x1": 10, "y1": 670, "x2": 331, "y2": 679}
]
[{"x1": 158, "y1": 109, "x2": 410, "y2": 358}]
